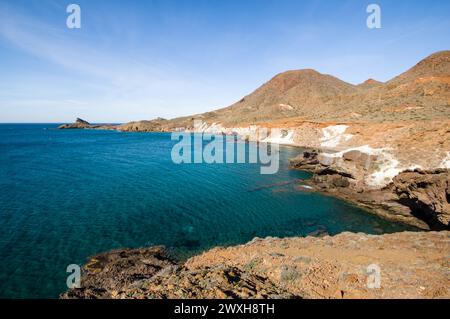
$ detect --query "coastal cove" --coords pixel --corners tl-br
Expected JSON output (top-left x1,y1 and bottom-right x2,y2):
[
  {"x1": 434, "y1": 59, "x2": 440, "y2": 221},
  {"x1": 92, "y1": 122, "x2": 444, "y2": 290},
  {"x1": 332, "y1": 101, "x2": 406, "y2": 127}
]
[{"x1": 0, "y1": 124, "x2": 417, "y2": 298}]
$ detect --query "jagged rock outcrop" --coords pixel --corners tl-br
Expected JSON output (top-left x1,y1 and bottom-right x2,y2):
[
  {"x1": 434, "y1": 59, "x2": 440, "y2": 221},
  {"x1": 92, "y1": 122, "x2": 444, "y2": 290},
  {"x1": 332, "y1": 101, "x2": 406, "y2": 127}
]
[
  {"x1": 392, "y1": 169, "x2": 450, "y2": 228},
  {"x1": 62, "y1": 231, "x2": 450, "y2": 299}
]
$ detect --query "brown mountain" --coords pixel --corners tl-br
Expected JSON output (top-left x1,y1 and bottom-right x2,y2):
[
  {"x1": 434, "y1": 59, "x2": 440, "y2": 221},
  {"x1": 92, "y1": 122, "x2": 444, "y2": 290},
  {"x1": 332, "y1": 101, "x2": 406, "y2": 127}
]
[
  {"x1": 158, "y1": 50, "x2": 450, "y2": 127},
  {"x1": 61, "y1": 50, "x2": 449, "y2": 131}
]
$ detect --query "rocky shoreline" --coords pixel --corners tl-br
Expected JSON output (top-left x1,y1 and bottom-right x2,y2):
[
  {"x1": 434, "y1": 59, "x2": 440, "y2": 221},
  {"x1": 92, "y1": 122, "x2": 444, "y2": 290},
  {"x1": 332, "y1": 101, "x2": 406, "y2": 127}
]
[
  {"x1": 62, "y1": 231, "x2": 450, "y2": 299},
  {"x1": 289, "y1": 149, "x2": 449, "y2": 230}
]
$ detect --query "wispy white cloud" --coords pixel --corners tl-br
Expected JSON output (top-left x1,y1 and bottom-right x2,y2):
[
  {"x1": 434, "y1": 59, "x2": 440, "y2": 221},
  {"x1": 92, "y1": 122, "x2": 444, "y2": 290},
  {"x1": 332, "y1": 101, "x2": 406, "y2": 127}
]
[{"x1": 0, "y1": 3, "x2": 240, "y2": 121}]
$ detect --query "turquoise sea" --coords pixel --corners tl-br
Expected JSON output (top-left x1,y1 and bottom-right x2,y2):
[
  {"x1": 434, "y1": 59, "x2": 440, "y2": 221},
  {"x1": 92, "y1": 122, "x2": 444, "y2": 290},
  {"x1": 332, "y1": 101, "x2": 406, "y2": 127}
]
[{"x1": 0, "y1": 124, "x2": 416, "y2": 298}]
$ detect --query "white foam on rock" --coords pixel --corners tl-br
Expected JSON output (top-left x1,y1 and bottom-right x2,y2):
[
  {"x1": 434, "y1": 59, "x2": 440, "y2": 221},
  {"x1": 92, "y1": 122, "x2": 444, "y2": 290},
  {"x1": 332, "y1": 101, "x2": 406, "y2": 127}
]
[
  {"x1": 260, "y1": 129, "x2": 295, "y2": 145},
  {"x1": 367, "y1": 154, "x2": 423, "y2": 188},
  {"x1": 440, "y1": 152, "x2": 450, "y2": 169},
  {"x1": 367, "y1": 151, "x2": 402, "y2": 187},
  {"x1": 320, "y1": 125, "x2": 353, "y2": 148}
]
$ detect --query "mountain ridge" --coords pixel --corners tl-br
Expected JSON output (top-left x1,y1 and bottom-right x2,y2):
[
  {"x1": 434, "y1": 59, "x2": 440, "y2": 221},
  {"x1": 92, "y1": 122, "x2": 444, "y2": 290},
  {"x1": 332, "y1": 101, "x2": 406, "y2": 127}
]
[{"x1": 154, "y1": 50, "x2": 450, "y2": 127}]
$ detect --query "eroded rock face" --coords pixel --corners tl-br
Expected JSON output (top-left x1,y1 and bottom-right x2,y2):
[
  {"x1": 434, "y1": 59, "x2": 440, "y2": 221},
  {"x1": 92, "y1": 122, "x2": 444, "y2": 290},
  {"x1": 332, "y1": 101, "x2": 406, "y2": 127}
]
[
  {"x1": 62, "y1": 231, "x2": 450, "y2": 299},
  {"x1": 392, "y1": 169, "x2": 450, "y2": 228},
  {"x1": 290, "y1": 150, "x2": 450, "y2": 230}
]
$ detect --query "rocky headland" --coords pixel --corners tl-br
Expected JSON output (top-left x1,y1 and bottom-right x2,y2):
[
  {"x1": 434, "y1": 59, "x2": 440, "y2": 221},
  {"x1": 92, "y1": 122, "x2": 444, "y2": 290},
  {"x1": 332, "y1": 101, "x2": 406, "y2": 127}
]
[{"x1": 290, "y1": 150, "x2": 449, "y2": 230}]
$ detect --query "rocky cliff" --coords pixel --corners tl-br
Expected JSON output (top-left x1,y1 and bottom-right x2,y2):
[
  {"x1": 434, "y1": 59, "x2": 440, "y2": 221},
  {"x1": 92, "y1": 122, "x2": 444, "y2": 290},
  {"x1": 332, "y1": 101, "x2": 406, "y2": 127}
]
[
  {"x1": 62, "y1": 231, "x2": 450, "y2": 299},
  {"x1": 290, "y1": 150, "x2": 449, "y2": 230}
]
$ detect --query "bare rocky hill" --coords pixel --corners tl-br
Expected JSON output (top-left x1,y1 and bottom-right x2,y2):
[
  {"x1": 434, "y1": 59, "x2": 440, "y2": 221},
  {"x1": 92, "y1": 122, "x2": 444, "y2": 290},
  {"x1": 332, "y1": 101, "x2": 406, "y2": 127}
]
[{"x1": 59, "y1": 51, "x2": 450, "y2": 300}]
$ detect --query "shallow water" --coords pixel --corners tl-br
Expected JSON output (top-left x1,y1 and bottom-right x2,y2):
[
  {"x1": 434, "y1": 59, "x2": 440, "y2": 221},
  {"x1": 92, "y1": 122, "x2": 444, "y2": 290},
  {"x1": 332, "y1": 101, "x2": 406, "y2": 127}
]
[{"x1": 0, "y1": 124, "x2": 416, "y2": 298}]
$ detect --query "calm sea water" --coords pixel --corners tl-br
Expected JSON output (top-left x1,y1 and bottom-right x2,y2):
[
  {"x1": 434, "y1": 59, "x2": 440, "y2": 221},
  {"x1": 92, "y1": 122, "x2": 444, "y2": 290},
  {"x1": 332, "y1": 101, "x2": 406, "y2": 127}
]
[{"x1": 0, "y1": 124, "x2": 415, "y2": 298}]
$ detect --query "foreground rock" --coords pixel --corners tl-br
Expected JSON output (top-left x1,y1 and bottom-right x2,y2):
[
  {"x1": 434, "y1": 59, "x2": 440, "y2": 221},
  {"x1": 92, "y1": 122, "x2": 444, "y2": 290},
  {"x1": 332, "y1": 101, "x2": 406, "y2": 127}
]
[
  {"x1": 62, "y1": 231, "x2": 450, "y2": 299},
  {"x1": 62, "y1": 246, "x2": 175, "y2": 299},
  {"x1": 62, "y1": 247, "x2": 294, "y2": 299}
]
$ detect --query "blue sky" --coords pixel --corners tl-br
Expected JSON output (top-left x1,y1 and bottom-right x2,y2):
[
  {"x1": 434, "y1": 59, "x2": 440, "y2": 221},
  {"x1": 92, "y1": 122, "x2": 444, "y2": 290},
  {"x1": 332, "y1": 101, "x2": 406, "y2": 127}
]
[{"x1": 0, "y1": 0, "x2": 449, "y2": 123}]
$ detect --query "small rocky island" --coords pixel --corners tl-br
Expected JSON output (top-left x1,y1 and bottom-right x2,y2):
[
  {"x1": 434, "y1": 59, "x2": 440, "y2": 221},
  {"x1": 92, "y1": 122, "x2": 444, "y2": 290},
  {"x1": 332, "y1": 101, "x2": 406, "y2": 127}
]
[{"x1": 58, "y1": 118, "x2": 92, "y2": 129}]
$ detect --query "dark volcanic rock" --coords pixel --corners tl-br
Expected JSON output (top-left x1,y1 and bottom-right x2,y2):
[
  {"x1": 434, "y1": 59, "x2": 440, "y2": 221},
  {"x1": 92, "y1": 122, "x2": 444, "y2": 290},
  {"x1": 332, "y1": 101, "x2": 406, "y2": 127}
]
[
  {"x1": 63, "y1": 232, "x2": 450, "y2": 299},
  {"x1": 289, "y1": 150, "x2": 320, "y2": 171},
  {"x1": 61, "y1": 246, "x2": 175, "y2": 299},
  {"x1": 289, "y1": 152, "x2": 450, "y2": 230},
  {"x1": 61, "y1": 246, "x2": 295, "y2": 299}
]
